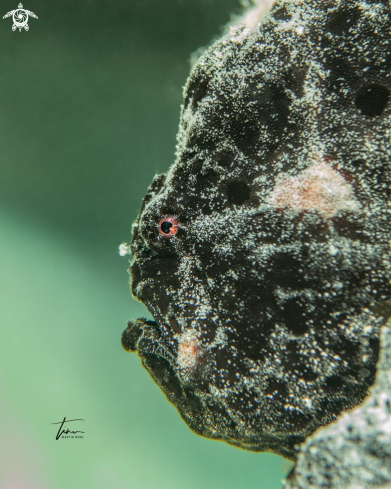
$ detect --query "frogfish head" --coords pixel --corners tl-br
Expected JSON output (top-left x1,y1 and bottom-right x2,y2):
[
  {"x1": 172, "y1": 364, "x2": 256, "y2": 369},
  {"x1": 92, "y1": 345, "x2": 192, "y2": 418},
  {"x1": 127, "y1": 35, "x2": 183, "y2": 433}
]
[{"x1": 122, "y1": 0, "x2": 391, "y2": 460}]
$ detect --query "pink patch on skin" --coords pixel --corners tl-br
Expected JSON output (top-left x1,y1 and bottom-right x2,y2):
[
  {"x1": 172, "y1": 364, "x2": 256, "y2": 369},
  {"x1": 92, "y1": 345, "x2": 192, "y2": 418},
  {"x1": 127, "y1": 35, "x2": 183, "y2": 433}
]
[
  {"x1": 268, "y1": 161, "x2": 361, "y2": 218},
  {"x1": 177, "y1": 333, "x2": 202, "y2": 374}
]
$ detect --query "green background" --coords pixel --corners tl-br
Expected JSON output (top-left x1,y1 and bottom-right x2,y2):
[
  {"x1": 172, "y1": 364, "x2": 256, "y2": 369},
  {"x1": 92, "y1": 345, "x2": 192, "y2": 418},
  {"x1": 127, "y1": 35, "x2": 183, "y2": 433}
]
[{"x1": 0, "y1": 1, "x2": 289, "y2": 487}]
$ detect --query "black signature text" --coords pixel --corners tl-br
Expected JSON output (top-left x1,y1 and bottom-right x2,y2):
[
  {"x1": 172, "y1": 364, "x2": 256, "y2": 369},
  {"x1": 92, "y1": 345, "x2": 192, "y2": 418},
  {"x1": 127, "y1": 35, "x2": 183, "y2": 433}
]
[{"x1": 51, "y1": 417, "x2": 85, "y2": 440}]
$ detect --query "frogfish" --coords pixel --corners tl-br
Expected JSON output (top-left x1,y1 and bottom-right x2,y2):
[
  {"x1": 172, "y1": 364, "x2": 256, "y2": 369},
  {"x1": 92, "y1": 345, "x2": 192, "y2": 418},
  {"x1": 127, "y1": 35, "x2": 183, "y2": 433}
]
[{"x1": 122, "y1": 0, "x2": 391, "y2": 460}]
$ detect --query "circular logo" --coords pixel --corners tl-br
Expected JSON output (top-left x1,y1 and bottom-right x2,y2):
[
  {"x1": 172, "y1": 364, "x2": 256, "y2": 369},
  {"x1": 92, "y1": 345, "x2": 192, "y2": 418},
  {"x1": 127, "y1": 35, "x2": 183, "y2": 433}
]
[{"x1": 12, "y1": 8, "x2": 28, "y2": 30}]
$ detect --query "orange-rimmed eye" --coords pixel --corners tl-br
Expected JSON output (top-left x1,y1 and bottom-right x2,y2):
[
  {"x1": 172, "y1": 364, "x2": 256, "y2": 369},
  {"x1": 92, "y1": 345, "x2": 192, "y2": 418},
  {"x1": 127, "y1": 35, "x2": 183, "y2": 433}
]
[{"x1": 157, "y1": 215, "x2": 180, "y2": 239}]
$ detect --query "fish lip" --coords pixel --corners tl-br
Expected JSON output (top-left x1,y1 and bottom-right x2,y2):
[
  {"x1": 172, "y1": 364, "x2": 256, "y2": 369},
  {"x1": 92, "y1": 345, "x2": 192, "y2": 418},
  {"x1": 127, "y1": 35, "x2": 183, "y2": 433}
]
[
  {"x1": 122, "y1": 316, "x2": 173, "y2": 351},
  {"x1": 123, "y1": 315, "x2": 178, "y2": 367},
  {"x1": 121, "y1": 318, "x2": 158, "y2": 352}
]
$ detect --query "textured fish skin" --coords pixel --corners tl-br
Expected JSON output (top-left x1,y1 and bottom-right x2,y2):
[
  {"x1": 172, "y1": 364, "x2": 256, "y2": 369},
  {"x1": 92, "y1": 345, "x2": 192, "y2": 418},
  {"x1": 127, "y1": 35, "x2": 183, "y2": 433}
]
[{"x1": 123, "y1": 0, "x2": 391, "y2": 460}]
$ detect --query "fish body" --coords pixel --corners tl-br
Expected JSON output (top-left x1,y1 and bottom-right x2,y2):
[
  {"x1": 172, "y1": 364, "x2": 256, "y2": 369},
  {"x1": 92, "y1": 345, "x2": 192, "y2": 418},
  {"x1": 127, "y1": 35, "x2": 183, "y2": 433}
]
[{"x1": 123, "y1": 0, "x2": 391, "y2": 460}]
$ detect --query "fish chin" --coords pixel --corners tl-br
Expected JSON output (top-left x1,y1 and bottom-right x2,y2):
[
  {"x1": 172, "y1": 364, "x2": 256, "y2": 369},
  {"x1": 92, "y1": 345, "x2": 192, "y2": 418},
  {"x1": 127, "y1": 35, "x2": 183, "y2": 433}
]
[{"x1": 121, "y1": 318, "x2": 302, "y2": 461}]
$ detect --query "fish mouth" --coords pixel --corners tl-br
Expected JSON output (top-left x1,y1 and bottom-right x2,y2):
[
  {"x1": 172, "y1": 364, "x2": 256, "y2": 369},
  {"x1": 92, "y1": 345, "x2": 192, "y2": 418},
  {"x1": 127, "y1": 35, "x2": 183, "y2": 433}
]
[
  {"x1": 120, "y1": 318, "x2": 301, "y2": 462},
  {"x1": 121, "y1": 318, "x2": 152, "y2": 353},
  {"x1": 121, "y1": 318, "x2": 177, "y2": 365}
]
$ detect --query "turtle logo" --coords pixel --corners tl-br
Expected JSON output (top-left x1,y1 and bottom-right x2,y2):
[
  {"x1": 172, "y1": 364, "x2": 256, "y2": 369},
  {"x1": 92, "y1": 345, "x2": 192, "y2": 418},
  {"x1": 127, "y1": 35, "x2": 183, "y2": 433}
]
[{"x1": 3, "y1": 3, "x2": 38, "y2": 32}]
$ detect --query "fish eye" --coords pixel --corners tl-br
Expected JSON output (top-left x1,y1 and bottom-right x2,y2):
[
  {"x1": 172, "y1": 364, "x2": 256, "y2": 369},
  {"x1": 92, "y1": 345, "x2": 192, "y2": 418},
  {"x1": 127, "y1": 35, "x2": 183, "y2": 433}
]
[
  {"x1": 157, "y1": 215, "x2": 180, "y2": 239},
  {"x1": 161, "y1": 221, "x2": 172, "y2": 234}
]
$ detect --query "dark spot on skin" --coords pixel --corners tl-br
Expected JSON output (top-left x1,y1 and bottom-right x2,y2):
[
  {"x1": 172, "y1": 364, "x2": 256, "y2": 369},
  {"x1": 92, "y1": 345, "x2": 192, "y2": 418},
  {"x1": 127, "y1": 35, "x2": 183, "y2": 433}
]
[
  {"x1": 301, "y1": 369, "x2": 319, "y2": 382},
  {"x1": 202, "y1": 203, "x2": 213, "y2": 215},
  {"x1": 355, "y1": 84, "x2": 390, "y2": 117},
  {"x1": 334, "y1": 337, "x2": 361, "y2": 358},
  {"x1": 272, "y1": 6, "x2": 291, "y2": 21},
  {"x1": 281, "y1": 299, "x2": 308, "y2": 335},
  {"x1": 258, "y1": 83, "x2": 291, "y2": 122},
  {"x1": 325, "y1": 375, "x2": 344, "y2": 390},
  {"x1": 226, "y1": 180, "x2": 250, "y2": 205},
  {"x1": 350, "y1": 159, "x2": 365, "y2": 168},
  {"x1": 326, "y1": 7, "x2": 361, "y2": 36},
  {"x1": 215, "y1": 152, "x2": 234, "y2": 168},
  {"x1": 268, "y1": 254, "x2": 304, "y2": 289},
  {"x1": 265, "y1": 379, "x2": 288, "y2": 399},
  {"x1": 192, "y1": 159, "x2": 203, "y2": 173}
]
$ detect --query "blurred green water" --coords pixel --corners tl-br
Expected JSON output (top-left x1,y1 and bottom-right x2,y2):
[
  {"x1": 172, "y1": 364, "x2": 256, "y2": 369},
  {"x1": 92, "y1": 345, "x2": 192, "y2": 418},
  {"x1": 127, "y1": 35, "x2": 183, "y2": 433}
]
[
  {"x1": 0, "y1": 209, "x2": 288, "y2": 488},
  {"x1": 0, "y1": 0, "x2": 289, "y2": 487}
]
